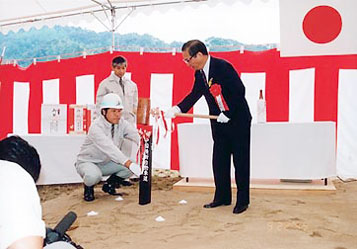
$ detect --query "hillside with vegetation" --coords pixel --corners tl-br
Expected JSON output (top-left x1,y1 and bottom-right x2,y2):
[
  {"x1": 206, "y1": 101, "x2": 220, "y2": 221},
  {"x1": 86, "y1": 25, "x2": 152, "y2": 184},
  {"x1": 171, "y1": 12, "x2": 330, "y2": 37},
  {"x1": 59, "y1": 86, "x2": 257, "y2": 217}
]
[{"x1": 0, "y1": 26, "x2": 276, "y2": 66}]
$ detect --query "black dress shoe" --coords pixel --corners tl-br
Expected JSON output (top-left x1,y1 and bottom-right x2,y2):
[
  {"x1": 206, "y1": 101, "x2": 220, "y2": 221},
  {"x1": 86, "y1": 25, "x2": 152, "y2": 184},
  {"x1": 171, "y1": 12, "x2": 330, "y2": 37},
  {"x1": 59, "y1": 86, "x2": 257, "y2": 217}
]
[
  {"x1": 84, "y1": 185, "x2": 95, "y2": 202},
  {"x1": 203, "y1": 201, "x2": 231, "y2": 208},
  {"x1": 233, "y1": 204, "x2": 248, "y2": 214}
]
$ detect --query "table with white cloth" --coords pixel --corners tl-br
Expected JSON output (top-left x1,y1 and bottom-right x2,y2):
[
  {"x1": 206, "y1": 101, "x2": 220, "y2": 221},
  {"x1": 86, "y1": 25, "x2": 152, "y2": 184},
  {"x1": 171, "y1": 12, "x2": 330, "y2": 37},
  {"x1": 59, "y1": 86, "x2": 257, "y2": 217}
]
[
  {"x1": 13, "y1": 134, "x2": 85, "y2": 185},
  {"x1": 177, "y1": 122, "x2": 336, "y2": 180}
]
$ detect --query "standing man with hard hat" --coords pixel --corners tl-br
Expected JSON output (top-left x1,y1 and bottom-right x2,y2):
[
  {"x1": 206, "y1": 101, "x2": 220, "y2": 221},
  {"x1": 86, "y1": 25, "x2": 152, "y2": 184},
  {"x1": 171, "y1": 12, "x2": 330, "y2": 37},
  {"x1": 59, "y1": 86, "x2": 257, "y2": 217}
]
[{"x1": 75, "y1": 93, "x2": 141, "y2": 201}]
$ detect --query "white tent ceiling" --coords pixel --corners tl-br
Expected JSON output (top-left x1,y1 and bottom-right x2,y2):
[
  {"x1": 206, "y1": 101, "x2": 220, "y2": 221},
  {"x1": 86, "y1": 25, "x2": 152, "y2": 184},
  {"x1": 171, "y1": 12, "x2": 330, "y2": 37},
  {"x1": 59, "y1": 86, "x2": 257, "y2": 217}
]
[
  {"x1": 0, "y1": 0, "x2": 211, "y2": 33},
  {"x1": 0, "y1": 0, "x2": 268, "y2": 34}
]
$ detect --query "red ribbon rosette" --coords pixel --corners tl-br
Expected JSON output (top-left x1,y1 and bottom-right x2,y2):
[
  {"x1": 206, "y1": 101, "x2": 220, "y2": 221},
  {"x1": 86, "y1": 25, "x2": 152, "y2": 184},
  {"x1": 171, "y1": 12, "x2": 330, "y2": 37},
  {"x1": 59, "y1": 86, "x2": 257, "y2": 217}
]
[
  {"x1": 209, "y1": 83, "x2": 221, "y2": 97},
  {"x1": 209, "y1": 83, "x2": 229, "y2": 111}
]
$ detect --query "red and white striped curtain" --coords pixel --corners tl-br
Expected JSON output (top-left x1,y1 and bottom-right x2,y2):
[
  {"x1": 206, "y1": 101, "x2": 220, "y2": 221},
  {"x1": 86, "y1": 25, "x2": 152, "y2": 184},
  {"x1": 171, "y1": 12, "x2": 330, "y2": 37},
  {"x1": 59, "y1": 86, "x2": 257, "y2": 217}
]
[{"x1": 0, "y1": 50, "x2": 356, "y2": 178}]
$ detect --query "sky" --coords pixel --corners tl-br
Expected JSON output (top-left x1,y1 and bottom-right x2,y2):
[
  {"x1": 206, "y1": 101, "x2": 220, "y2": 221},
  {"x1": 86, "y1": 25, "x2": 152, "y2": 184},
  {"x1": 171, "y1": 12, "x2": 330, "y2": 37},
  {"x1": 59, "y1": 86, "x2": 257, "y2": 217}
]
[{"x1": 75, "y1": 0, "x2": 280, "y2": 45}]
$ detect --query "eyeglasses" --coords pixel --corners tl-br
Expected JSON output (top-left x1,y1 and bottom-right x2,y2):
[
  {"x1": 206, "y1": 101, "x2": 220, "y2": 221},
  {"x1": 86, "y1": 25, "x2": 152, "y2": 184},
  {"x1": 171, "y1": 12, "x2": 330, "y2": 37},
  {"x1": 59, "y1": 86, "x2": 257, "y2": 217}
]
[{"x1": 183, "y1": 52, "x2": 198, "y2": 64}]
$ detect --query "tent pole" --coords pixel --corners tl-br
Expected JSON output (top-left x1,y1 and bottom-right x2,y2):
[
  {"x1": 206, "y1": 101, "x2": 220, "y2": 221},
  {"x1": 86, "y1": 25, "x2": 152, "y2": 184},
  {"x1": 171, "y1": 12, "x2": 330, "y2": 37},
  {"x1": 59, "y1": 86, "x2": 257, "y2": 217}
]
[
  {"x1": 111, "y1": 8, "x2": 115, "y2": 51},
  {"x1": 0, "y1": 46, "x2": 6, "y2": 63}
]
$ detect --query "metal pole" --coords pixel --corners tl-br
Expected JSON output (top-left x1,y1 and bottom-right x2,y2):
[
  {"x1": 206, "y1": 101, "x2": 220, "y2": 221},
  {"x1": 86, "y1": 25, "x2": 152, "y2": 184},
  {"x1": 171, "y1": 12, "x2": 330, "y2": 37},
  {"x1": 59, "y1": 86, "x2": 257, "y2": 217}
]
[
  {"x1": 111, "y1": 8, "x2": 115, "y2": 51},
  {"x1": 0, "y1": 46, "x2": 6, "y2": 63}
]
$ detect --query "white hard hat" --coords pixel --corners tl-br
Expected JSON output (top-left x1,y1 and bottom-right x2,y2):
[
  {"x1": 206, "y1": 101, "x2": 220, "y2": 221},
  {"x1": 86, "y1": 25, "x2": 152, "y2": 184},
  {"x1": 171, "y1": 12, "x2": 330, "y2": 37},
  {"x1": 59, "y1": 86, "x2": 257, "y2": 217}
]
[{"x1": 100, "y1": 93, "x2": 124, "y2": 110}]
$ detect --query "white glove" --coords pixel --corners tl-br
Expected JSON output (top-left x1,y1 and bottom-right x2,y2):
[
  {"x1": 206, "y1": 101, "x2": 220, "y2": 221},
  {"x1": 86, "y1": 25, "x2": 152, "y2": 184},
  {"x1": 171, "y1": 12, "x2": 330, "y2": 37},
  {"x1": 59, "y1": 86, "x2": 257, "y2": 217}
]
[
  {"x1": 164, "y1": 106, "x2": 181, "y2": 119},
  {"x1": 129, "y1": 163, "x2": 141, "y2": 177},
  {"x1": 217, "y1": 113, "x2": 230, "y2": 123}
]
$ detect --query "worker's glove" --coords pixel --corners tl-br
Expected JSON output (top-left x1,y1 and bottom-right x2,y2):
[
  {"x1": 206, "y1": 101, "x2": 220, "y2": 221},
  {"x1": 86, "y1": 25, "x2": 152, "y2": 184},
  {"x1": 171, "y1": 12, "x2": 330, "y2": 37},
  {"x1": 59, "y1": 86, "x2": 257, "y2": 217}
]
[
  {"x1": 164, "y1": 106, "x2": 181, "y2": 119},
  {"x1": 217, "y1": 113, "x2": 230, "y2": 123},
  {"x1": 129, "y1": 163, "x2": 141, "y2": 177}
]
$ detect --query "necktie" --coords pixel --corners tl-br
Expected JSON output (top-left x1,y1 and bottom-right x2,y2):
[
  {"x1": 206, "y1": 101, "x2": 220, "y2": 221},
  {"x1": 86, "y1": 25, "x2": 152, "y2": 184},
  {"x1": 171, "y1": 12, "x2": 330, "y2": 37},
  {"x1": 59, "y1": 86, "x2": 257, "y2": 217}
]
[
  {"x1": 119, "y1": 77, "x2": 125, "y2": 95},
  {"x1": 200, "y1": 70, "x2": 208, "y2": 87},
  {"x1": 111, "y1": 124, "x2": 115, "y2": 138}
]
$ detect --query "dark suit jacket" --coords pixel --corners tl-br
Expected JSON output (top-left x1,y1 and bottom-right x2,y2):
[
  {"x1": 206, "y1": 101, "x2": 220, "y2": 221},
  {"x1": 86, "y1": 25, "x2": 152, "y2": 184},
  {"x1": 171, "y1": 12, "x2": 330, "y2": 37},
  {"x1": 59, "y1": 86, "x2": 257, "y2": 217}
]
[{"x1": 177, "y1": 56, "x2": 252, "y2": 139}]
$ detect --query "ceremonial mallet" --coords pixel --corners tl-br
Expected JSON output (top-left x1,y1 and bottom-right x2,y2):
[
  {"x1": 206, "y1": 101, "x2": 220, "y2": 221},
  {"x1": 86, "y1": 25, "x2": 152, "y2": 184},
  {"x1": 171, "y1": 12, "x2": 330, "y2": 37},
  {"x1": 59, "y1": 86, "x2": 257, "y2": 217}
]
[
  {"x1": 174, "y1": 113, "x2": 218, "y2": 119},
  {"x1": 151, "y1": 107, "x2": 218, "y2": 120}
]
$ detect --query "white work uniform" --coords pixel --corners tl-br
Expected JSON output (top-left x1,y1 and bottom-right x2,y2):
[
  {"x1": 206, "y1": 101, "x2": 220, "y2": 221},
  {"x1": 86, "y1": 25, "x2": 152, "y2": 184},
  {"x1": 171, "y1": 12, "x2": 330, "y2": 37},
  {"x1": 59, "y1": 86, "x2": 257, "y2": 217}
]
[
  {"x1": 96, "y1": 72, "x2": 138, "y2": 126},
  {"x1": 76, "y1": 114, "x2": 140, "y2": 186},
  {"x1": 0, "y1": 160, "x2": 45, "y2": 249}
]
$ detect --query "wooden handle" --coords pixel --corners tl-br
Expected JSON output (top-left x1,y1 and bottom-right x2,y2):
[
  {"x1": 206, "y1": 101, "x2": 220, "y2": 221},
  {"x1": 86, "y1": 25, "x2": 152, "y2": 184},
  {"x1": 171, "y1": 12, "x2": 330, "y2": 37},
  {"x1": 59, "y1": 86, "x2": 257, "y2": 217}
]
[{"x1": 175, "y1": 113, "x2": 218, "y2": 120}]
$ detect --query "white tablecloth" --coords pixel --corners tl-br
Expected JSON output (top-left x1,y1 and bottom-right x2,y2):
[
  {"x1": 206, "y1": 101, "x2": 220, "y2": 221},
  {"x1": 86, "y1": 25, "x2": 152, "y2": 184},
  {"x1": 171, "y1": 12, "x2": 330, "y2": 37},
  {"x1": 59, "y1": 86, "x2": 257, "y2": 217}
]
[
  {"x1": 177, "y1": 122, "x2": 336, "y2": 179},
  {"x1": 13, "y1": 122, "x2": 336, "y2": 184},
  {"x1": 16, "y1": 134, "x2": 85, "y2": 185}
]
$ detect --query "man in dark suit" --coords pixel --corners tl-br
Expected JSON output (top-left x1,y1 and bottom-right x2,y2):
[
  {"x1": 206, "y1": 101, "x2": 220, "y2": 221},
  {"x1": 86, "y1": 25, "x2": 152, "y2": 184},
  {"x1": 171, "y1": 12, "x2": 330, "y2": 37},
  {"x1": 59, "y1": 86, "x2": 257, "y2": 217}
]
[{"x1": 166, "y1": 40, "x2": 252, "y2": 214}]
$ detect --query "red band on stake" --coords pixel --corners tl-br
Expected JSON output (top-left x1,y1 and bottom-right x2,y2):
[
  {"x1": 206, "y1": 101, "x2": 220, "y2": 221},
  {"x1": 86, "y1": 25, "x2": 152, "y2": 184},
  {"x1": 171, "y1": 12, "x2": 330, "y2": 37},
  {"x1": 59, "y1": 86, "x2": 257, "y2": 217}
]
[{"x1": 137, "y1": 127, "x2": 152, "y2": 164}]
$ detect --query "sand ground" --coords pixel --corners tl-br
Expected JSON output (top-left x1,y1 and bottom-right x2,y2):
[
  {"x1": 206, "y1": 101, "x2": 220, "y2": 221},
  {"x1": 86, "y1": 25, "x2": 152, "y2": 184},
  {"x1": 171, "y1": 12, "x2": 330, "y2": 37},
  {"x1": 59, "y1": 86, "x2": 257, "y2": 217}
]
[{"x1": 38, "y1": 176, "x2": 357, "y2": 249}]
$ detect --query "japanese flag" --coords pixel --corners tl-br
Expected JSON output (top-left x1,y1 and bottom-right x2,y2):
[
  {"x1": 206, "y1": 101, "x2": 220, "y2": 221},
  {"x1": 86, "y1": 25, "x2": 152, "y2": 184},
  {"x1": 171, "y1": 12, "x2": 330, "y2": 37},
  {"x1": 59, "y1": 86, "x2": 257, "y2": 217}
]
[{"x1": 279, "y1": 0, "x2": 357, "y2": 57}]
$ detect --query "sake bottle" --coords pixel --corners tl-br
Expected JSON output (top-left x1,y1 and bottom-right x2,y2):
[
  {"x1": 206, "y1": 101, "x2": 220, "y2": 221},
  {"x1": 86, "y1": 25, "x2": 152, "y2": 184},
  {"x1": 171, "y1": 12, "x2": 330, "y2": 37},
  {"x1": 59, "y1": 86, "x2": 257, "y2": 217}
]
[{"x1": 257, "y1": 89, "x2": 266, "y2": 123}]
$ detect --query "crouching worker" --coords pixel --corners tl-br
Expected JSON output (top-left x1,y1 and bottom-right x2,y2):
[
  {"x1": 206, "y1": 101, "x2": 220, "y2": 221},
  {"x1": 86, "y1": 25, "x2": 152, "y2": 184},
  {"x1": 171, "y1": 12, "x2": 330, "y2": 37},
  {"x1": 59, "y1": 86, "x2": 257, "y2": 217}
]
[{"x1": 75, "y1": 93, "x2": 141, "y2": 202}]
